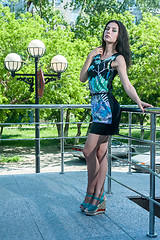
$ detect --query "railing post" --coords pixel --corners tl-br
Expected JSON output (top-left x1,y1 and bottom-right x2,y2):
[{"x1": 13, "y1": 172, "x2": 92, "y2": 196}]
[
  {"x1": 128, "y1": 112, "x2": 132, "y2": 174},
  {"x1": 60, "y1": 107, "x2": 64, "y2": 174},
  {"x1": 147, "y1": 113, "x2": 157, "y2": 238},
  {"x1": 107, "y1": 136, "x2": 112, "y2": 194}
]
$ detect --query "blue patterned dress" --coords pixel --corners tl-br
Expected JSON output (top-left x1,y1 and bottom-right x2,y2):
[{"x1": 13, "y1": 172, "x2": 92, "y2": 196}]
[{"x1": 88, "y1": 53, "x2": 121, "y2": 135}]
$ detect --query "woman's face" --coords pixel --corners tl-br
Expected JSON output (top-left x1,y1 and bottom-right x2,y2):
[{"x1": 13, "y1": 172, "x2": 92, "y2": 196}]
[{"x1": 103, "y1": 22, "x2": 119, "y2": 44}]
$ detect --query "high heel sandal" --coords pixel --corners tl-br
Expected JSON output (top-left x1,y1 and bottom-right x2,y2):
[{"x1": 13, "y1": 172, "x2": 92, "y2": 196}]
[
  {"x1": 85, "y1": 193, "x2": 107, "y2": 216},
  {"x1": 80, "y1": 194, "x2": 93, "y2": 212}
]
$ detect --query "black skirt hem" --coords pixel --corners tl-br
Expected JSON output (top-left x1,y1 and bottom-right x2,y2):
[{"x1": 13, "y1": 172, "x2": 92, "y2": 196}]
[{"x1": 90, "y1": 122, "x2": 119, "y2": 136}]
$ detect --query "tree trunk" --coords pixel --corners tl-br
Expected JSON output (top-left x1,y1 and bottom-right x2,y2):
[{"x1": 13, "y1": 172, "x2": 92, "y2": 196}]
[
  {"x1": 0, "y1": 126, "x2": 3, "y2": 141},
  {"x1": 138, "y1": 114, "x2": 146, "y2": 139},
  {"x1": 55, "y1": 110, "x2": 61, "y2": 137},
  {"x1": 86, "y1": 116, "x2": 93, "y2": 136},
  {"x1": 75, "y1": 123, "x2": 82, "y2": 144},
  {"x1": 55, "y1": 109, "x2": 70, "y2": 138},
  {"x1": 81, "y1": 0, "x2": 86, "y2": 12},
  {"x1": 64, "y1": 109, "x2": 70, "y2": 138},
  {"x1": 56, "y1": 123, "x2": 61, "y2": 137},
  {"x1": 75, "y1": 109, "x2": 91, "y2": 143},
  {"x1": 77, "y1": 123, "x2": 82, "y2": 136},
  {"x1": 39, "y1": 0, "x2": 42, "y2": 18}
]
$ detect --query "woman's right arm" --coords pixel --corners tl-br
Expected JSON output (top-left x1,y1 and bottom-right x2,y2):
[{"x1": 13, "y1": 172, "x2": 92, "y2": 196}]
[{"x1": 80, "y1": 47, "x2": 103, "y2": 82}]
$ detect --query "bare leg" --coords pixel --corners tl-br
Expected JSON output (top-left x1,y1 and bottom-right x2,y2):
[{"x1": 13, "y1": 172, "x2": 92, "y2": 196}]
[
  {"x1": 82, "y1": 133, "x2": 109, "y2": 205},
  {"x1": 91, "y1": 140, "x2": 108, "y2": 205}
]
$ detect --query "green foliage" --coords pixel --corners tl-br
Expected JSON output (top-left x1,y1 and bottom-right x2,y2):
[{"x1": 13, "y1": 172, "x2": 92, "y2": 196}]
[
  {"x1": 65, "y1": 0, "x2": 121, "y2": 15},
  {"x1": 72, "y1": 9, "x2": 160, "y2": 111},
  {"x1": 74, "y1": 10, "x2": 160, "y2": 109},
  {"x1": 0, "y1": 4, "x2": 91, "y2": 128},
  {"x1": 137, "y1": 0, "x2": 160, "y2": 12},
  {"x1": 0, "y1": 3, "x2": 159, "y2": 137},
  {"x1": 0, "y1": 155, "x2": 21, "y2": 163},
  {"x1": 127, "y1": 13, "x2": 160, "y2": 106},
  {"x1": 73, "y1": 10, "x2": 135, "y2": 40},
  {"x1": 40, "y1": 30, "x2": 93, "y2": 123},
  {"x1": 65, "y1": 0, "x2": 160, "y2": 15}
]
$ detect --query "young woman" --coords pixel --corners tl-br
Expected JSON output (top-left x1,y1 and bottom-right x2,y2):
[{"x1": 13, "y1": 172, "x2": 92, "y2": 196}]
[{"x1": 79, "y1": 20, "x2": 152, "y2": 216}]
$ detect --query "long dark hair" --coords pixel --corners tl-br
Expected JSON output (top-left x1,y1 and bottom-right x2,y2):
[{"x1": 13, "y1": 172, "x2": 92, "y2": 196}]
[{"x1": 102, "y1": 20, "x2": 132, "y2": 68}]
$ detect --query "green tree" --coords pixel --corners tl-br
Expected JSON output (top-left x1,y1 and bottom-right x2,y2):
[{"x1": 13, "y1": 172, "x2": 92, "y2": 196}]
[
  {"x1": 112, "y1": 13, "x2": 160, "y2": 138},
  {"x1": 65, "y1": 0, "x2": 160, "y2": 15},
  {"x1": 73, "y1": 10, "x2": 135, "y2": 40},
  {"x1": 0, "y1": 4, "x2": 159, "y2": 140},
  {"x1": 2, "y1": 0, "x2": 68, "y2": 27},
  {"x1": 0, "y1": 4, "x2": 93, "y2": 138},
  {"x1": 40, "y1": 31, "x2": 99, "y2": 136},
  {"x1": 114, "y1": 13, "x2": 160, "y2": 108},
  {"x1": 71, "y1": 9, "x2": 160, "y2": 137},
  {"x1": 69, "y1": 0, "x2": 160, "y2": 39}
]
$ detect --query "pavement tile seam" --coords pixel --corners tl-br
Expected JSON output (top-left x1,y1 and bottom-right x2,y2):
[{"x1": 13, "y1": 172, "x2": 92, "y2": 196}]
[
  {"x1": 12, "y1": 175, "x2": 46, "y2": 240},
  {"x1": 104, "y1": 214, "x2": 136, "y2": 240},
  {"x1": 0, "y1": 171, "x2": 159, "y2": 240},
  {"x1": 60, "y1": 172, "x2": 140, "y2": 239},
  {"x1": 12, "y1": 172, "x2": 130, "y2": 238}
]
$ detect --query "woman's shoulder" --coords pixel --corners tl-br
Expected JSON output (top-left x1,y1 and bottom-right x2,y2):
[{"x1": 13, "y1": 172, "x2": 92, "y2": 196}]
[
  {"x1": 114, "y1": 53, "x2": 124, "y2": 60},
  {"x1": 112, "y1": 54, "x2": 126, "y2": 68}
]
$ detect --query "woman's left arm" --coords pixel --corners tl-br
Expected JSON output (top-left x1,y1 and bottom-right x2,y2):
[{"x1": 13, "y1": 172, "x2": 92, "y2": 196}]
[{"x1": 115, "y1": 55, "x2": 153, "y2": 113}]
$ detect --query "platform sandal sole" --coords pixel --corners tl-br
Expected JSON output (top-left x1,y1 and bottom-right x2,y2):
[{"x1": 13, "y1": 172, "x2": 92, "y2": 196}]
[{"x1": 85, "y1": 199, "x2": 107, "y2": 216}]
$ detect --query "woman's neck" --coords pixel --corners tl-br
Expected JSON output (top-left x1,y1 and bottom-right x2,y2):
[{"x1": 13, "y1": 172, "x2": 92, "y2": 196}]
[{"x1": 103, "y1": 44, "x2": 117, "y2": 57}]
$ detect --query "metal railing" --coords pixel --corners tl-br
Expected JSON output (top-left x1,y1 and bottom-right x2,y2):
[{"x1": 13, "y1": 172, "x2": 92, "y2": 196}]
[
  {"x1": 107, "y1": 107, "x2": 160, "y2": 238},
  {"x1": 0, "y1": 104, "x2": 160, "y2": 238}
]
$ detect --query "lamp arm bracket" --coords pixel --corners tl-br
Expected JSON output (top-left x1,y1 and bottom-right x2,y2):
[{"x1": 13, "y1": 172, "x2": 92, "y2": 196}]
[
  {"x1": 44, "y1": 73, "x2": 60, "y2": 77},
  {"x1": 17, "y1": 76, "x2": 34, "y2": 92},
  {"x1": 44, "y1": 73, "x2": 61, "y2": 84},
  {"x1": 14, "y1": 73, "x2": 35, "y2": 77},
  {"x1": 45, "y1": 77, "x2": 57, "y2": 84}
]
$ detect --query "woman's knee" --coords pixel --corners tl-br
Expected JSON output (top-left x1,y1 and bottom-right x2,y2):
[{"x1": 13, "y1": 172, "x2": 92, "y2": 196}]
[
  {"x1": 83, "y1": 145, "x2": 96, "y2": 159},
  {"x1": 83, "y1": 146, "x2": 91, "y2": 159},
  {"x1": 97, "y1": 146, "x2": 108, "y2": 161}
]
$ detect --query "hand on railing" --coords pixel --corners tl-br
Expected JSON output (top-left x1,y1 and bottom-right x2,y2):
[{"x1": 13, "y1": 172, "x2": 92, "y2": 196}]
[{"x1": 137, "y1": 101, "x2": 153, "y2": 113}]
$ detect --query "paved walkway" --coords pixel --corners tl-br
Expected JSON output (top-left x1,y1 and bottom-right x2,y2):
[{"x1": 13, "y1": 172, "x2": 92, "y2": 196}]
[{"x1": 0, "y1": 170, "x2": 160, "y2": 240}]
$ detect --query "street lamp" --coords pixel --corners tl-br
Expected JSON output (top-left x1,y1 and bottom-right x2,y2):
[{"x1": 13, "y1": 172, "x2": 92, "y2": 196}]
[
  {"x1": 4, "y1": 39, "x2": 67, "y2": 173},
  {"x1": 4, "y1": 53, "x2": 22, "y2": 73},
  {"x1": 27, "y1": 39, "x2": 46, "y2": 58},
  {"x1": 51, "y1": 54, "x2": 68, "y2": 73}
]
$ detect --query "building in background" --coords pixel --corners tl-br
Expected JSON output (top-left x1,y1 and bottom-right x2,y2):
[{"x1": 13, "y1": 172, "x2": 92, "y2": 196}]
[
  {"x1": 53, "y1": 0, "x2": 79, "y2": 25},
  {"x1": 55, "y1": 0, "x2": 142, "y2": 24},
  {"x1": 2, "y1": 0, "x2": 159, "y2": 25},
  {"x1": 2, "y1": 0, "x2": 25, "y2": 13},
  {"x1": 117, "y1": 0, "x2": 142, "y2": 22},
  {"x1": 129, "y1": 5, "x2": 142, "y2": 23},
  {"x1": 2, "y1": 0, "x2": 79, "y2": 25}
]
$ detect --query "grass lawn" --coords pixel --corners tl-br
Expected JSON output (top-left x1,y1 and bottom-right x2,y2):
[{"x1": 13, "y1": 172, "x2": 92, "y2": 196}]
[
  {"x1": 1, "y1": 124, "x2": 160, "y2": 163},
  {"x1": 0, "y1": 124, "x2": 89, "y2": 147},
  {"x1": 1, "y1": 123, "x2": 160, "y2": 148}
]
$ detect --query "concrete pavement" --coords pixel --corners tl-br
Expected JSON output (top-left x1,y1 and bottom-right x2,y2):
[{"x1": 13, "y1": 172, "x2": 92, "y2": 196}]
[{"x1": 0, "y1": 170, "x2": 160, "y2": 240}]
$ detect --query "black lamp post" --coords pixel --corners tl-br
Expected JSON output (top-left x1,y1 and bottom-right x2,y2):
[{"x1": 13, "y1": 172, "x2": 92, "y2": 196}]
[{"x1": 4, "y1": 39, "x2": 68, "y2": 173}]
